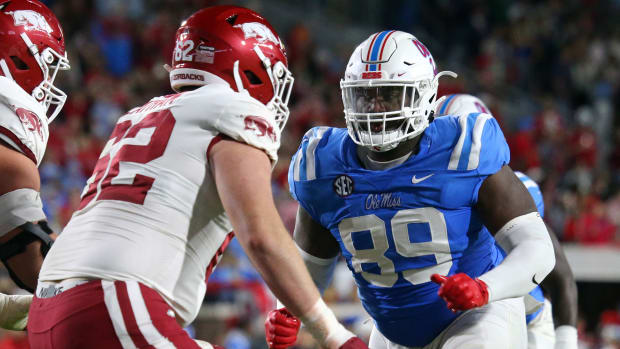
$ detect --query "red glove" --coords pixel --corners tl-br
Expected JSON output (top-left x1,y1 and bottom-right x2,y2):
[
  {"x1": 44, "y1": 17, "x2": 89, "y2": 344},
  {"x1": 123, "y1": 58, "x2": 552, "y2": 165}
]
[
  {"x1": 338, "y1": 337, "x2": 369, "y2": 349},
  {"x1": 431, "y1": 273, "x2": 489, "y2": 312},
  {"x1": 265, "y1": 308, "x2": 301, "y2": 349}
]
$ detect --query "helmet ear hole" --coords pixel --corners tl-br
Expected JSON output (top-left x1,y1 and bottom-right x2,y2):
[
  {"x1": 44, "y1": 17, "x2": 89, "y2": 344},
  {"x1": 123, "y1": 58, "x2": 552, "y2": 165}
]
[
  {"x1": 225, "y1": 14, "x2": 238, "y2": 25},
  {"x1": 10, "y1": 56, "x2": 29, "y2": 70},
  {"x1": 244, "y1": 70, "x2": 262, "y2": 85}
]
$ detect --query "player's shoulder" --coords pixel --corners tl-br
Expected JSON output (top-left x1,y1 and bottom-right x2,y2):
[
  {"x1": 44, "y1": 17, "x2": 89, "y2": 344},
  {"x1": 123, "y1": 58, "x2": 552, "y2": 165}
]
[
  {"x1": 0, "y1": 76, "x2": 49, "y2": 165},
  {"x1": 174, "y1": 83, "x2": 272, "y2": 120},
  {"x1": 171, "y1": 84, "x2": 281, "y2": 163},
  {"x1": 428, "y1": 112, "x2": 509, "y2": 174},
  {"x1": 289, "y1": 126, "x2": 348, "y2": 183},
  {"x1": 515, "y1": 171, "x2": 545, "y2": 216}
]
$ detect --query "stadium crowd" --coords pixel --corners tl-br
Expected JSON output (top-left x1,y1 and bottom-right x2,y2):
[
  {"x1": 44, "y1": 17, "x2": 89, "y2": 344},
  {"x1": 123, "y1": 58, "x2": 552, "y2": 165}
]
[{"x1": 0, "y1": 0, "x2": 618, "y2": 348}]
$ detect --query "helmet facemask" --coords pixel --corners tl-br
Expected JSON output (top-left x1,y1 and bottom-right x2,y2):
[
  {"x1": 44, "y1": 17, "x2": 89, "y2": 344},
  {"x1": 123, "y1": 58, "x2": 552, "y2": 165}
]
[
  {"x1": 241, "y1": 46, "x2": 294, "y2": 131},
  {"x1": 341, "y1": 71, "x2": 454, "y2": 152},
  {"x1": 20, "y1": 32, "x2": 70, "y2": 123}
]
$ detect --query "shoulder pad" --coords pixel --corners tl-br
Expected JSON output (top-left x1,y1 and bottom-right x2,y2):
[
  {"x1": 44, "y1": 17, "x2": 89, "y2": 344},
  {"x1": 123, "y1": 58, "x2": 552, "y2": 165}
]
[
  {"x1": 445, "y1": 112, "x2": 509, "y2": 174},
  {"x1": 290, "y1": 126, "x2": 332, "y2": 182}
]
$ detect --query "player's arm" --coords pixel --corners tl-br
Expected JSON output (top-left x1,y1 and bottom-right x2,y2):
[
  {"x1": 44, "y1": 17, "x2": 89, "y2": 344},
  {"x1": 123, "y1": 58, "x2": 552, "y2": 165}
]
[
  {"x1": 293, "y1": 205, "x2": 341, "y2": 294},
  {"x1": 0, "y1": 143, "x2": 56, "y2": 293},
  {"x1": 432, "y1": 165, "x2": 555, "y2": 311},
  {"x1": 541, "y1": 224, "x2": 578, "y2": 347},
  {"x1": 475, "y1": 165, "x2": 555, "y2": 301},
  {"x1": 210, "y1": 139, "x2": 364, "y2": 349},
  {"x1": 266, "y1": 205, "x2": 341, "y2": 349}
]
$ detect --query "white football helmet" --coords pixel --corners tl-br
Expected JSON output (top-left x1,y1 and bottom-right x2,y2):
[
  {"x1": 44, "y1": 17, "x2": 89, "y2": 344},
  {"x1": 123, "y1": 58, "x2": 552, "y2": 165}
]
[
  {"x1": 341, "y1": 30, "x2": 456, "y2": 151},
  {"x1": 435, "y1": 93, "x2": 490, "y2": 117}
]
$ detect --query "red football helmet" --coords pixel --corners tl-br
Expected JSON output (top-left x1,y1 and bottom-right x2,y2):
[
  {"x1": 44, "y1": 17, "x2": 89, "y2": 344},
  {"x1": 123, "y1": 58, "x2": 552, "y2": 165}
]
[
  {"x1": 168, "y1": 5, "x2": 294, "y2": 130},
  {"x1": 0, "y1": 0, "x2": 69, "y2": 123}
]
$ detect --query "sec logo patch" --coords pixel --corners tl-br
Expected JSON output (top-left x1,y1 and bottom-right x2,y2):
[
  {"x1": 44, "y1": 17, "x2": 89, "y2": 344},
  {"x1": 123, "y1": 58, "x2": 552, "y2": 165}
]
[{"x1": 333, "y1": 175, "x2": 354, "y2": 197}]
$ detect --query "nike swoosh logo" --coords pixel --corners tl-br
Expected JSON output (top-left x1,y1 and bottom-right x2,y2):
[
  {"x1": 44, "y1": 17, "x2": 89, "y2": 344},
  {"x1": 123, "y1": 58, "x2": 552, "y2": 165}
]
[
  {"x1": 532, "y1": 275, "x2": 539, "y2": 285},
  {"x1": 412, "y1": 173, "x2": 434, "y2": 184},
  {"x1": 397, "y1": 72, "x2": 407, "y2": 77}
]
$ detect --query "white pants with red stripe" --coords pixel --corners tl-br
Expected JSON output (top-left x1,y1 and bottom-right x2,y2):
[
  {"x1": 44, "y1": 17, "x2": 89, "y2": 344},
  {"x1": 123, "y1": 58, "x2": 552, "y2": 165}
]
[{"x1": 28, "y1": 279, "x2": 211, "y2": 349}]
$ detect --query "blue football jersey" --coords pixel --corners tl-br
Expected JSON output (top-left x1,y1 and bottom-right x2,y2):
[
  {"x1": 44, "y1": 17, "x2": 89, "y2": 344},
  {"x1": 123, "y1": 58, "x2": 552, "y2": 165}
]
[{"x1": 289, "y1": 113, "x2": 510, "y2": 347}]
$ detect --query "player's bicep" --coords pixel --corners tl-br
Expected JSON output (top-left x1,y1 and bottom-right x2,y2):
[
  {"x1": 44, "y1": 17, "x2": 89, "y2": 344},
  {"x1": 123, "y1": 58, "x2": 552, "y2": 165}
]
[
  {"x1": 475, "y1": 165, "x2": 537, "y2": 234},
  {"x1": 0, "y1": 143, "x2": 40, "y2": 195},
  {"x1": 294, "y1": 205, "x2": 340, "y2": 259},
  {"x1": 209, "y1": 139, "x2": 277, "y2": 236}
]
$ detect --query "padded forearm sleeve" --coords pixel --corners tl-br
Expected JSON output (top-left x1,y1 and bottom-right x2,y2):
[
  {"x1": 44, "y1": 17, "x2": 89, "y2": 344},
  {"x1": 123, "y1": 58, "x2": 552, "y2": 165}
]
[
  {"x1": 0, "y1": 188, "x2": 46, "y2": 236},
  {"x1": 296, "y1": 245, "x2": 338, "y2": 295},
  {"x1": 479, "y1": 212, "x2": 555, "y2": 302}
]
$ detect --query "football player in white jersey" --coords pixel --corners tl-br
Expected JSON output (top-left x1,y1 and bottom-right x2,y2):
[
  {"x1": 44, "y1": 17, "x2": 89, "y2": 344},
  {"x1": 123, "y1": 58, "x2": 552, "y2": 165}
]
[
  {"x1": 0, "y1": 0, "x2": 70, "y2": 331},
  {"x1": 435, "y1": 94, "x2": 578, "y2": 349},
  {"x1": 265, "y1": 31, "x2": 556, "y2": 349},
  {"x1": 29, "y1": 6, "x2": 369, "y2": 349}
]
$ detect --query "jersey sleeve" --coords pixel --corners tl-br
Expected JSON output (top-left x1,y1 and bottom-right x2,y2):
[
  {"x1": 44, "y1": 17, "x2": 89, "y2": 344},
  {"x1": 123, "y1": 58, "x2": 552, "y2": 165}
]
[
  {"x1": 515, "y1": 171, "x2": 545, "y2": 217},
  {"x1": 175, "y1": 87, "x2": 281, "y2": 163},
  {"x1": 447, "y1": 112, "x2": 510, "y2": 175},
  {"x1": 288, "y1": 127, "x2": 331, "y2": 221},
  {"x1": 0, "y1": 78, "x2": 49, "y2": 166}
]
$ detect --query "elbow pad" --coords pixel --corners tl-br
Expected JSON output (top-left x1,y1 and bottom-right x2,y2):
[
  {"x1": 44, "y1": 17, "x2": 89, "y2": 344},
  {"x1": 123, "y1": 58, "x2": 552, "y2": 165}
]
[
  {"x1": 0, "y1": 188, "x2": 46, "y2": 236},
  {"x1": 296, "y1": 245, "x2": 338, "y2": 295},
  {"x1": 479, "y1": 212, "x2": 555, "y2": 302}
]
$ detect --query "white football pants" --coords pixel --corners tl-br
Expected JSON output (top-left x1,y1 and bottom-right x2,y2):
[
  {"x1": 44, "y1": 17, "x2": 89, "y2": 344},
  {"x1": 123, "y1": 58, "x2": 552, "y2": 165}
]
[{"x1": 369, "y1": 297, "x2": 527, "y2": 349}]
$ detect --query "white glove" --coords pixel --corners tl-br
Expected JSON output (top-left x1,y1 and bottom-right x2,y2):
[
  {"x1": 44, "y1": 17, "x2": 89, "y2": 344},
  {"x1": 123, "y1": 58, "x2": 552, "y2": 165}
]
[
  {"x1": 555, "y1": 325, "x2": 578, "y2": 349},
  {"x1": 0, "y1": 293, "x2": 32, "y2": 331}
]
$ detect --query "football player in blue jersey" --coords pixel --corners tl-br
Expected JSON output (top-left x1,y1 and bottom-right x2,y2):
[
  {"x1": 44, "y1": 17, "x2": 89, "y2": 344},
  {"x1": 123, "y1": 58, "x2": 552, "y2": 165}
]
[
  {"x1": 435, "y1": 94, "x2": 578, "y2": 349},
  {"x1": 265, "y1": 31, "x2": 555, "y2": 348}
]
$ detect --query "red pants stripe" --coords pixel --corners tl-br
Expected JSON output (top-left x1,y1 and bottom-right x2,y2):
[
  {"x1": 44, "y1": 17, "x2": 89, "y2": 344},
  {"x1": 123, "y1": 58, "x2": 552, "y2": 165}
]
[{"x1": 28, "y1": 280, "x2": 203, "y2": 349}]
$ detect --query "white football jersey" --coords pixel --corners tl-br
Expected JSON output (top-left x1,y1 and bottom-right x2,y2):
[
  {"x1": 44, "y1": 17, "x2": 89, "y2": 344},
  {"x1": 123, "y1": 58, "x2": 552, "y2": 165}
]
[
  {"x1": 39, "y1": 83, "x2": 280, "y2": 326},
  {"x1": 0, "y1": 76, "x2": 49, "y2": 165}
]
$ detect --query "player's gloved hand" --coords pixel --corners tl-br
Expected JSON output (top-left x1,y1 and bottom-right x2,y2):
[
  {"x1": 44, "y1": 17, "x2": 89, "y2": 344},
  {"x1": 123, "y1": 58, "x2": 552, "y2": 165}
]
[
  {"x1": 265, "y1": 308, "x2": 301, "y2": 349},
  {"x1": 431, "y1": 273, "x2": 489, "y2": 312},
  {"x1": 0, "y1": 293, "x2": 32, "y2": 331}
]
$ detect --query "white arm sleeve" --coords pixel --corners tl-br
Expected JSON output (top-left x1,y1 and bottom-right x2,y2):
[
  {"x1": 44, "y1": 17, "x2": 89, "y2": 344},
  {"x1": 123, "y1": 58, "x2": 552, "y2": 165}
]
[
  {"x1": 0, "y1": 188, "x2": 46, "y2": 236},
  {"x1": 479, "y1": 212, "x2": 555, "y2": 302},
  {"x1": 277, "y1": 244, "x2": 338, "y2": 309}
]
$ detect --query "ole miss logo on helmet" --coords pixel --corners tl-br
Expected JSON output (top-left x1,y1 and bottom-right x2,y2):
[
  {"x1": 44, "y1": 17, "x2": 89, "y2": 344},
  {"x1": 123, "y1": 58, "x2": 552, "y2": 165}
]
[
  {"x1": 16, "y1": 107, "x2": 44, "y2": 140},
  {"x1": 244, "y1": 115, "x2": 277, "y2": 142}
]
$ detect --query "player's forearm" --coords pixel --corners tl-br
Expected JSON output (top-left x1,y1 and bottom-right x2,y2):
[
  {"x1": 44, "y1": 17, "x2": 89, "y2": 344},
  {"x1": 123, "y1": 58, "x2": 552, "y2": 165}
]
[
  {"x1": 237, "y1": 222, "x2": 354, "y2": 349},
  {"x1": 479, "y1": 212, "x2": 555, "y2": 302},
  {"x1": 236, "y1": 219, "x2": 321, "y2": 316},
  {"x1": 541, "y1": 227, "x2": 578, "y2": 327}
]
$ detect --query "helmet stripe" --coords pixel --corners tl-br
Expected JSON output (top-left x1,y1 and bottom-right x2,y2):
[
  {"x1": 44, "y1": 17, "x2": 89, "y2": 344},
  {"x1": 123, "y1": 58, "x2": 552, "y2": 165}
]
[
  {"x1": 370, "y1": 31, "x2": 391, "y2": 62},
  {"x1": 365, "y1": 32, "x2": 381, "y2": 71},
  {"x1": 377, "y1": 30, "x2": 397, "y2": 70},
  {"x1": 439, "y1": 94, "x2": 458, "y2": 115}
]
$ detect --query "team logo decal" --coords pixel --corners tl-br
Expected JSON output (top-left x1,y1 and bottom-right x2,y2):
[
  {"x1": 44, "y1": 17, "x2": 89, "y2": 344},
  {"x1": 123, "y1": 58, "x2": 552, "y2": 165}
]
[
  {"x1": 8, "y1": 10, "x2": 53, "y2": 34},
  {"x1": 333, "y1": 175, "x2": 354, "y2": 197},
  {"x1": 244, "y1": 115, "x2": 277, "y2": 142},
  {"x1": 234, "y1": 22, "x2": 280, "y2": 46},
  {"x1": 16, "y1": 107, "x2": 44, "y2": 140},
  {"x1": 195, "y1": 44, "x2": 215, "y2": 64},
  {"x1": 365, "y1": 193, "x2": 401, "y2": 210}
]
